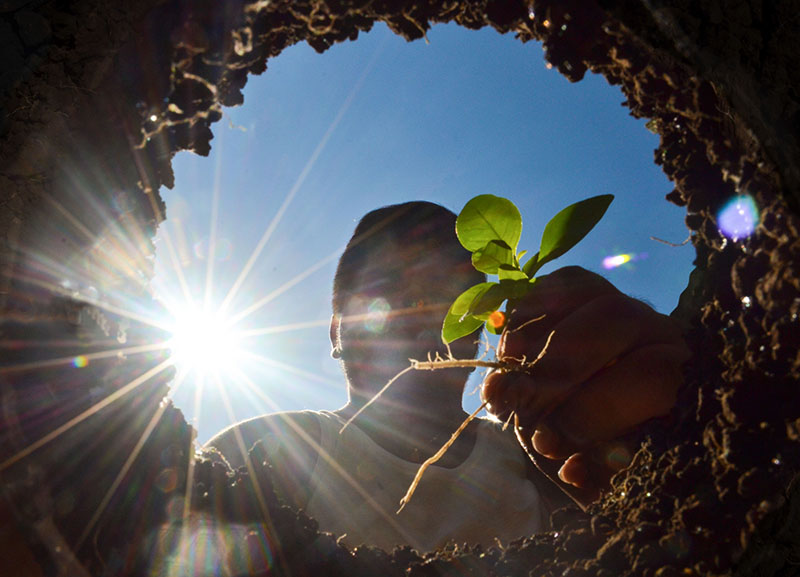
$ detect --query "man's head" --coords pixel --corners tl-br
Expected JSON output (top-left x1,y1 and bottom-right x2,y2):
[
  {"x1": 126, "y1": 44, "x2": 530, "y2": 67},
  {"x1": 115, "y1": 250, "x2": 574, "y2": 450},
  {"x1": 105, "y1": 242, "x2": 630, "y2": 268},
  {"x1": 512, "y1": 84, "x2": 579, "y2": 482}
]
[{"x1": 331, "y1": 202, "x2": 485, "y2": 401}]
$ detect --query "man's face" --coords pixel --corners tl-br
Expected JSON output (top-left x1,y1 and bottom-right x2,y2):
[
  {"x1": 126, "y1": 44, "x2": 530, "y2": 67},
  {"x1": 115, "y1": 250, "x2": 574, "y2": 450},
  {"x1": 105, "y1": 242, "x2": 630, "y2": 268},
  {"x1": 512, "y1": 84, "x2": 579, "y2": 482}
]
[{"x1": 338, "y1": 237, "x2": 479, "y2": 396}]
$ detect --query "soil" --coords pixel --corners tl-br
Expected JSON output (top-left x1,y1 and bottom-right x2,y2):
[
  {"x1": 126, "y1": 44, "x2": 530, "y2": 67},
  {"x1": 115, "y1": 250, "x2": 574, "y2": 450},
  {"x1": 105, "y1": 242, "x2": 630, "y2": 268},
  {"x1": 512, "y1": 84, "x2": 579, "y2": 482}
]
[{"x1": 1, "y1": 1, "x2": 799, "y2": 576}]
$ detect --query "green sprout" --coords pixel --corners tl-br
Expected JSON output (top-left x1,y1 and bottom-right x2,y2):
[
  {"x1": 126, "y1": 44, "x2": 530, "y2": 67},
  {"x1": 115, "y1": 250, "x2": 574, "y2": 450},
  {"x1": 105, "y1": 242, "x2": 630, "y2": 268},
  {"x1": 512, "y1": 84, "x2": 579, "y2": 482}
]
[{"x1": 442, "y1": 193, "x2": 614, "y2": 343}]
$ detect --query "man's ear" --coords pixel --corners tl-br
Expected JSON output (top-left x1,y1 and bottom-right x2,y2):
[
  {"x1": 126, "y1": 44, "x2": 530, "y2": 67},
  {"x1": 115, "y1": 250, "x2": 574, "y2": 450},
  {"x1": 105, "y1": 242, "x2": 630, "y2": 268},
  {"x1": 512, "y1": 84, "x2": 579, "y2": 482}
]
[{"x1": 329, "y1": 314, "x2": 341, "y2": 349}]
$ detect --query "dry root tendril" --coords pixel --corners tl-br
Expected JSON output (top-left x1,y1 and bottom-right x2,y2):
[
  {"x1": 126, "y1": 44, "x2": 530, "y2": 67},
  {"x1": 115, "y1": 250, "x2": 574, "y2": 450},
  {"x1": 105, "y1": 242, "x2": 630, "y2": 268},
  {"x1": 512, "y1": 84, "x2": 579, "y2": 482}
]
[{"x1": 339, "y1": 329, "x2": 555, "y2": 512}]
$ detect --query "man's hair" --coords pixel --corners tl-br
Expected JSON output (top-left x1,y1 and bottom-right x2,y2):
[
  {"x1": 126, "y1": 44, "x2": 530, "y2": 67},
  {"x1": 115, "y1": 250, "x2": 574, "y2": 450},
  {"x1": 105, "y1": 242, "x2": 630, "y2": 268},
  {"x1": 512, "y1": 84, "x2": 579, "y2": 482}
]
[{"x1": 332, "y1": 201, "x2": 484, "y2": 316}]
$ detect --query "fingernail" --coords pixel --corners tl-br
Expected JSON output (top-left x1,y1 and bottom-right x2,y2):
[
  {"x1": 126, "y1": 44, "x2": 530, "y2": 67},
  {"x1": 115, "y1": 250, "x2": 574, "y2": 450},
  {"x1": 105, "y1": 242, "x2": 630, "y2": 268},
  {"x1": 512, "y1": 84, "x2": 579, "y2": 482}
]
[
  {"x1": 558, "y1": 459, "x2": 588, "y2": 488},
  {"x1": 532, "y1": 425, "x2": 560, "y2": 457}
]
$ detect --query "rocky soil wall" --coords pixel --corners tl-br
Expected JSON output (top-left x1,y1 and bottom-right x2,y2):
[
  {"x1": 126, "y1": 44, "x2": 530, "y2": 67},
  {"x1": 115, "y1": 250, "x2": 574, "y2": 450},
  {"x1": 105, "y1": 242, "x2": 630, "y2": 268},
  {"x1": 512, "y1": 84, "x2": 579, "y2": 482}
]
[{"x1": 1, "y1": 1, "x2": 799, "y2": 576}]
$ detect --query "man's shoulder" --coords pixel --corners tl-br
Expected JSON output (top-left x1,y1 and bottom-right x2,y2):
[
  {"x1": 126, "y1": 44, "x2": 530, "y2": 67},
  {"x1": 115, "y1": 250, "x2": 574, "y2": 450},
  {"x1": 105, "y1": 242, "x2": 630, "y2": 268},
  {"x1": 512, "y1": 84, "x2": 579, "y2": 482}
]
[
  {"x1": 205, "y1": 410, "x2": 324, "y2": 469},
  {"x1": 205, "y1": 410, "x2": 327, "y2": 510}
]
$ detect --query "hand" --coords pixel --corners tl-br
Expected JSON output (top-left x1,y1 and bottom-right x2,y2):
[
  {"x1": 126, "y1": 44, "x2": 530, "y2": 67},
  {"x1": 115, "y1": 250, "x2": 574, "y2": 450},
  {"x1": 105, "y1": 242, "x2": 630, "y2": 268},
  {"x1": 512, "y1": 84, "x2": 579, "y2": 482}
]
[{"x1": 481, "y1": 266, "x2": 690, "y2": 502}]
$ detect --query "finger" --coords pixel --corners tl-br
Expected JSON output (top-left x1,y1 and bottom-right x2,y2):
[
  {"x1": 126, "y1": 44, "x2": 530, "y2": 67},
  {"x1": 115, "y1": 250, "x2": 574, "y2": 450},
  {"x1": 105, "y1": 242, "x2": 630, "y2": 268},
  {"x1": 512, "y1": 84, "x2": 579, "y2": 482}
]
[
  {"x1": 492, "y1": 294, "x2": 682, "y2": 422},
  {"x1": 533, "y1": 342, "x2": 690, "y2": 459},
  {"x1": 558, "y1": 452, "x2": 592, "y2": 488},
  {"x1": 556, "y1": 444, "x2": 632, "y2": 492},
  {"x1": 502, "y1": 266, "x2": 621, "y2": 348},
  {"x1": 514, "y1": 426, "x2": 601, "y2": 507},
  {"x1": 560, "y1": 435, "x2": 642, "y2": 491},
  {"x1": 480, "y1": 372, "x2": 516, "y2": 423}
]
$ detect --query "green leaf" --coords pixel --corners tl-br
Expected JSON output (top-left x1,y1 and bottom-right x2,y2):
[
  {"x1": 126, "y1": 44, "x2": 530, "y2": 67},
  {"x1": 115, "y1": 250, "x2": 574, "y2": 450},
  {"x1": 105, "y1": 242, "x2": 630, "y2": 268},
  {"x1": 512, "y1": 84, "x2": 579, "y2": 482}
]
[
  {"x1": 521, "y1": 251, "x2": 540, "y2": 277},
  {"x1": 442, "y1": 315, "x2": 483, "y2": 344},
  {"x1": 450, "y1": 282, "x2": 496, "y2": 316},
  {"x1": 468, "y1": 283, "x2": 509, "y2": 316},
  {"x1": 499, "y1": 277, "x2": 531, "y2": 299},
  {"x1": 456, "y1": 195, "x2": 522, "y2": 252},
  {"x1": 471, "y1": 240, "x2": 515, "y2": 274},
  {"x1": 442, "y1": 313, "x2": 484, "y2": 344},
  {"x1": 498, "y1": 265, "x2": 528, "y2": 282},
  {"x1": 538, "y1": 194, "x2": 614, "y2": 267},
  {"x1": 469, "y1": 277, "x2": 531, "y2": 314},
  {"x1": 442, "y1": 283, "x2": 496, "y2": 343}
]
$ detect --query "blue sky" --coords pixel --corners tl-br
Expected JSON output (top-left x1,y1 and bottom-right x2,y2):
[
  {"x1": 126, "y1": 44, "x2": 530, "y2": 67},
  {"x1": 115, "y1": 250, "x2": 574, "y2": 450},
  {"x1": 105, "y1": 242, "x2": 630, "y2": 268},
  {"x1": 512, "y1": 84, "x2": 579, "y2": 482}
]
[{"x1": 153, "y1": 22, "x2": 695, "y2": 443}]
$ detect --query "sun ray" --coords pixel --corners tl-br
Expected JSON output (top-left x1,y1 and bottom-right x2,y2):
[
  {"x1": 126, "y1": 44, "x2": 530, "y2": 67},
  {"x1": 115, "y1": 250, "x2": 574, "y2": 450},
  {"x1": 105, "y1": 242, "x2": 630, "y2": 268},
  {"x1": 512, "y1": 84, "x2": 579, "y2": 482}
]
[
  {"x1": 237, "y1": 302, "x2": 448, "y2": 340},
  {"x1": 0, "y1": 341, "x2": 170, "y2": 375},
  {"x1": 181, "y1": 371, "x2": 205, "y2": 531},
  {"x1": 0, "y1": 357, "x2": 173, "y2": 473},
  {"x1": 86, "y1": 298, "x2": 172, "y2": 332},
  {"x1": 10, "y1": 264, "x2": 87, "y2": 298},
  {"x1": 155, "y1": 224, "x2": 196, "y2": 309},
  {"x1": 237, "y1": 318, "x2": 331, "y2": 338},
  {"x1": 39, "y1": 191, "x2": 136, "y2": 279},
  {"x1": 227, "y1": 368, "x2": 419, "y2": 546},
  {"x1": 74, "y1": 369, "x2": 190, "y2": 550},
  {"x1": 204, "y1": 134, "x2": 224, "y2": 311},
  {"x1": 12, "y1": 252, "x2": 110, "y2": 297},
  {"x1": 229, "y1": 248, "x2": 342, "y2": 325},
  {"x1": 91, "y1": 208, "x2": 156, "y2": 284},
  {"x1": 209, "y1": 370, "x2": 293, "y2": 576},
  {"x1": 219, "y1": 37, "x2": 388, "y2": 315},
  {"x1": 239, "y1": 350, "x2": 341, "y2": 389},
  {"x1": 7, "y1": 268, "x2": 171, "y2": 333},
  {"x1": 217, "y1": 170, "x2": 302, "y2": 316},
  {"x1": 180, "y1": 444, "x2": 196, "y2": 530},
  {"x1": 50, "y1": 161, "x2": 165, "y2": 284},
  {"x1": 211, "y1": 372, "x2": 270, "y2": 519},
  {"x1": 33, "y1": 517, "x2": 93, "y2": 577}
]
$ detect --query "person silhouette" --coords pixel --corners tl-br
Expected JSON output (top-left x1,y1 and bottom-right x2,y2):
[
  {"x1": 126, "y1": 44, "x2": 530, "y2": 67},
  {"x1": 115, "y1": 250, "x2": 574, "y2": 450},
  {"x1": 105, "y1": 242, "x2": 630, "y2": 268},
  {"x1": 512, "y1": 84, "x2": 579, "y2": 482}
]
[{"x1": 207, "y1": 201, "x2": 688, "y2": 551}]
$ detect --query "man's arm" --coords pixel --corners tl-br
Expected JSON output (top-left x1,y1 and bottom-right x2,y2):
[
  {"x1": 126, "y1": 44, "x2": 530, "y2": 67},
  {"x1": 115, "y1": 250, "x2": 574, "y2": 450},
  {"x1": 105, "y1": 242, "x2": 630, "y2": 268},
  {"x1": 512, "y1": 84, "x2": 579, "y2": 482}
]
[{"x1": 205, "y1": 411, "x2": 322, "y2": 511}]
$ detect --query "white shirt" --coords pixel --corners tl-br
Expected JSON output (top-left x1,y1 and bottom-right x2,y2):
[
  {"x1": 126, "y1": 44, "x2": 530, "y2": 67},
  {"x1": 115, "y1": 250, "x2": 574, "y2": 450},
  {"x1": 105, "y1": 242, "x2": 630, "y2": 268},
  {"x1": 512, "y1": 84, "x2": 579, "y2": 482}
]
[{"x1": 295, "y1": 411, "x2": 550, "y2": 551}]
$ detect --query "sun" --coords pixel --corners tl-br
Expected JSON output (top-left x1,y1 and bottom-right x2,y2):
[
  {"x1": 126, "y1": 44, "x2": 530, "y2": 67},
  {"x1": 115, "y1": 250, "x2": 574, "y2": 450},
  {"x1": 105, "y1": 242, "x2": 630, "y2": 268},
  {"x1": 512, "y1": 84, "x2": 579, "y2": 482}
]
[{"x1": 167, "y1": 304, "x2": 244, "y2": 374}]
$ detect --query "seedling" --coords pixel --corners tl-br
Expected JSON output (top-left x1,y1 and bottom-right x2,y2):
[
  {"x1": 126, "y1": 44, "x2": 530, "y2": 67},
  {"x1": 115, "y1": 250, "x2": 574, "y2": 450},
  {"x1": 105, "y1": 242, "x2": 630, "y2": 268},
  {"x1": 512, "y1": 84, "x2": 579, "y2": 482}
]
[
  {"x1": 341, "y1": 193, "x2": 614, "y2": 511},
  {"x1": 442, "y1": 193, "x2": 614, "y2": 343}
]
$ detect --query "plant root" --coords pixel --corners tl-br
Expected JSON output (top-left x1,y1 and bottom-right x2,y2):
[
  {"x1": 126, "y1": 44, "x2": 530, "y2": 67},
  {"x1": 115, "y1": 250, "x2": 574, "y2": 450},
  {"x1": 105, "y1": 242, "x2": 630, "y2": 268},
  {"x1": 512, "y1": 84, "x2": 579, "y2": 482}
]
[
  {"x1": 339, "y1": 330, "x2": 555, "y2": 511},
  {"x1": 397, "y1": 400, "x2": 488, "y2": 513},
  {"x1": 650, "y1": 234, "x2": 692, "y2": 247},
  {"x1": 339, "y1": 365, "x2": 416, "y2": 434},
  {"x1": 509, "y1": 313, "x2": 547, "y2": 333}
]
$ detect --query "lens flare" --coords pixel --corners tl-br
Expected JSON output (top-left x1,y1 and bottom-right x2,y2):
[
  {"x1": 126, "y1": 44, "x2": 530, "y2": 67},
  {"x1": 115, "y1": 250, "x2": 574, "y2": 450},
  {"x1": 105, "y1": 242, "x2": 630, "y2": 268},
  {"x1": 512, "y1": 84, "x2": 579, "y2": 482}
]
[
  {"x1": 601, "y1": 252, "x2": 649, "y2": 270},
  {"x1": 718, "y1": 194, "x2": 759, "y2": 240},
  {"x1": 152, "y1": 519, "x2": 275, "y2": 576},
  {"x1": 488, "y1": 310, "x2": 506, "y2": 330},
  {"x1": 155, "y1": 467, "x2": 180, "y2": 493},
  {"x1": 602, "y1": 254, "x2": 633, "y2": 270},
  {"x1": 72, "y1": 355, "x2": 89, "y2": 368},
  {"x1": 603, "y1": 444, "x2": 632, "y2": 471},
  {"x1": 364, "y1": 298, "x2": 391, "y2": 333}
]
